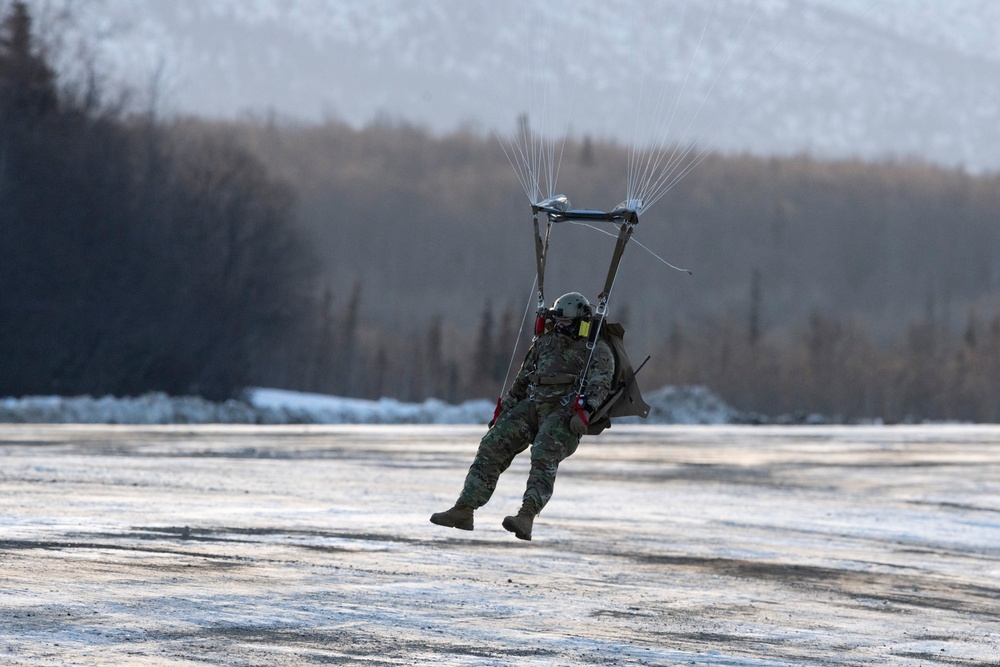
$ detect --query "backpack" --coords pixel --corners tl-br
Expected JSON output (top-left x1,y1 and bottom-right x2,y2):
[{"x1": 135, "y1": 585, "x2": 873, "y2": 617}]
[{"x1": 586, "y1": 321, "x2": 650, "y2": 435}]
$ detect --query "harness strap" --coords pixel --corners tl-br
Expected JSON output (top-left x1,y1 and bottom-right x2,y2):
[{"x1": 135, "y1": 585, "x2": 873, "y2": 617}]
[{"x1": 527, "y1": 372, "x2": 579, "y2": 386}]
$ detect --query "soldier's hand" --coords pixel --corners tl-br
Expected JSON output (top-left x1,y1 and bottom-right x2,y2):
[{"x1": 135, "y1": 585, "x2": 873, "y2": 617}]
[
  {"x1": 501, "y1": 395, "x2": 518, "y2": 412},
  {"x1": 569, "y1": 410, "x2": 590, "y2": 436}
]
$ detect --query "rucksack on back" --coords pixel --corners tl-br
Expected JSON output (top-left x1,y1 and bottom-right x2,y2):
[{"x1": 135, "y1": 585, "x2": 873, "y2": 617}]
[{"x1": 587, "y1": 321, "x2": 650, "y2": 435}]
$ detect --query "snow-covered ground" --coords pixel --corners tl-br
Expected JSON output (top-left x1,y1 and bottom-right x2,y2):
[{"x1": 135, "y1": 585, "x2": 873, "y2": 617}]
[
  {"x1": 0, "y1": 385, "x2": 747, "y2": 426},
  {"x1": 1, "y1": 423, "x2": 998, "y2": 665}
]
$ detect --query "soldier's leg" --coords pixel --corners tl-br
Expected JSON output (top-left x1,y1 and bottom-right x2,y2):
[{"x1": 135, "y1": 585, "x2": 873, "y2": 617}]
[
  {"x1": 457, "y1": 401, "x2": 536, "y2": 509},
  {"x1": 502, "y1": 403, "x2": 579, "y2": 540},
  {"x1": 521, "y1": 403, "x2": 580, "y2": 516}
]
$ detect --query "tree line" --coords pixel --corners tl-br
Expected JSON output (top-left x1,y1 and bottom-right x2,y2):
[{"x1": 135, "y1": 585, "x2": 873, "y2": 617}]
[
  {"x1": 0, "y1": 2, "x2": 314, "y2": 399},
  {"x1": 5, "y1": 0, "x2": 1000, "y2": 422},
  {"x1": 214, "y1": 114, "x2": 1000, "y2": 354},
  {"x1": 198, "y1": 111, "x2": 1000, "y2": 421},
  {"x1": 657, "y1": 308, "x2": 1000, "y2": 423}
]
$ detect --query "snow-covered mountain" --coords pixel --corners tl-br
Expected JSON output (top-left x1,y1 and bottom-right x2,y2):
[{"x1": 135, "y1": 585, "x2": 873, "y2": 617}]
[{"x1": 35, "y1": 0, "x2": 1000, "y2": 171}]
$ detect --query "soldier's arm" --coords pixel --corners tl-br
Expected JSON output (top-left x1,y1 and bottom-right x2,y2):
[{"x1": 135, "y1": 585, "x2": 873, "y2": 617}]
[{"x1": 583, "y1": 340, "x2": 615, "y2": 411}]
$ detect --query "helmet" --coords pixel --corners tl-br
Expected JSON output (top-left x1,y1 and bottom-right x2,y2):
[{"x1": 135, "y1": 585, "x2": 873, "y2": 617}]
[{"x1": 551, "y1": 292, "x2": 592, "y2": 319}]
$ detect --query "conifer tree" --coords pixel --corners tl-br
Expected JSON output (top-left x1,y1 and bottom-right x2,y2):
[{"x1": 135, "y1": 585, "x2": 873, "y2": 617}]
[
  {"x1": 336, "y1": 281, "x2": 362, "y2": 395},
  {"x1": 471, "y1": 302, "x2": 494, "y2": 394},
  {"x1": 425, "y1": 314, "x2": 444, "y2": 398},
  {"x1": 0, "y1": 1, "x2": 56, "y2": 122}
]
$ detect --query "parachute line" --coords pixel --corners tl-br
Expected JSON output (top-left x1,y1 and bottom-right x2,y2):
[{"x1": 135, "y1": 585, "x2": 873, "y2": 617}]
[
  {"x1": 629, "y1": 0, "x2": 716, "y2": 207},
  {"x1": 635, "y1": 0, "x2": 758, "y2": 213},
  {"x1": 494, "y1": 0, "x2": 883, "y2": 300},
  {"x1": 499, "y1": 275, "x2": 539, "y2": 395},
  {"x1": 639, "y1": 0, "x2": 884, "y2": 212},
  {"x1": 568, "y1": 221, "x2": 692, "y2": 275}
]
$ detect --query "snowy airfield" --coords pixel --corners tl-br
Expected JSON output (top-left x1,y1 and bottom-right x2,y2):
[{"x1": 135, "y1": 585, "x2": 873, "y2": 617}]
[{"x1": 2, "y1": 423, "x2": 999, "y2": 666}]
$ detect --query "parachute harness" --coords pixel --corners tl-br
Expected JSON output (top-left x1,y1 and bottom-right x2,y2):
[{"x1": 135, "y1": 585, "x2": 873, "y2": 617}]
[{"x1": 528, "y1": 196, "x2": 641, "y2": 418}]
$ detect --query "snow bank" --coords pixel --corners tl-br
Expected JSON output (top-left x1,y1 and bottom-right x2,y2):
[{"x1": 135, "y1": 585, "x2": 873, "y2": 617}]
[
  {"x1": 0, "y1": 393, "x2": 262, "y2": 425},
  {"x1": 0, "y1": 390, "x2": 496, "y2": 425},
  {"x1": 635, "y1": 385, "x2": 743, "y2": 425},
  {"x1": 246, "y1": 388, "x2": 496, "y2": 425},
  {"x1": 0, "y1": 385, "x2": 744, "y2": 425}
]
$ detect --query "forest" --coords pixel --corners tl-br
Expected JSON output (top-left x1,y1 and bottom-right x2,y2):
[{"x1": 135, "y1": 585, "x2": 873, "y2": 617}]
[
  {"x1": 4, "y1": 1, "x2": 1000, "y2": 422},
  {"x1": 0, "y1": 2, "x2": 316, "y2": 400}
]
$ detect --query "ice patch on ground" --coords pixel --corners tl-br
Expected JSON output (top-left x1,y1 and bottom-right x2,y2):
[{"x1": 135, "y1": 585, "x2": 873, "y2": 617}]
[{"x1": 0, "y1": 385, "x2": 745, "y2": 425}]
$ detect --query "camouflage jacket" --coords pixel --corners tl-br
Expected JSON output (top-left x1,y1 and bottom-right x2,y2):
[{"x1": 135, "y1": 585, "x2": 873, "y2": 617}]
[{"x1": 503, "y1": 331, "x2": 615, "y2": 411}]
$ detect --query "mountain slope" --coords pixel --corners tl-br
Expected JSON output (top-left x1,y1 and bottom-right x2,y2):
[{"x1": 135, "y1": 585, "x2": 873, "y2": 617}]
[{"x1": 39, "y1": 0, "x2": 1000, "y2": 170}]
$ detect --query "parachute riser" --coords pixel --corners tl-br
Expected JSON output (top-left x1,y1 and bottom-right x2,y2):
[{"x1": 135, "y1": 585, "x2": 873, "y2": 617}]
[
  {"x1": 532, "y1": 214, "x2": 552, "y2": 337},
  {"x1": 574, "y1": 214, "x2": 638, "y2": 402}
]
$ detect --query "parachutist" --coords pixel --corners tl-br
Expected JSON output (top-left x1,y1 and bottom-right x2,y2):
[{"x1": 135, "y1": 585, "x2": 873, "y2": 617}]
[
  {"x1": 430, "y1": 293, "x2": 624, "y2": 541},
  {"x1": 433, "y1": 194, "x2": 650, "y2": 541}
]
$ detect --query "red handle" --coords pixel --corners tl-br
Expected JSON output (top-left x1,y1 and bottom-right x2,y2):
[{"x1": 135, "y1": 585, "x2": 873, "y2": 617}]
[
  {"x1": 572, "y1": 395, "x2": 589, "y2": 426},
  {"x1": 489, "y1": 396, "x2": 503, "y2": 427}
]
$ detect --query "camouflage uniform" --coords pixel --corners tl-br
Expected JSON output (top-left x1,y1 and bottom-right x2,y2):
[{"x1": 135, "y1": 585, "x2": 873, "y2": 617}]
[{"x1": 458, "y1": 330, "x2": 615, "y2": 515}]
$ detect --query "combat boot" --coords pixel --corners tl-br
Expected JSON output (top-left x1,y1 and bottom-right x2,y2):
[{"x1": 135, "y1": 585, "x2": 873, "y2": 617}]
[
  {"x1": 502, "y1": 507, "x2": 535, "y2": 541},
  {"x1": 429, "y1": 501, "x2": 474, "y2": 531}
]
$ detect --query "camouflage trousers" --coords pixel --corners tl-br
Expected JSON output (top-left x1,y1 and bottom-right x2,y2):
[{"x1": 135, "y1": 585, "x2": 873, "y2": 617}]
[{"x1": 458, "y1": 398, "x2": 580, "y2": 516}]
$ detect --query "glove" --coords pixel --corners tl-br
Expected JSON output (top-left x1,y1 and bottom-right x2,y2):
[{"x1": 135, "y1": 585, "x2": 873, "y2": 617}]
[
  {"x1": 569, "y1": 407, "x2": 590, "y2": 436},
  {"x1": 490, "y1": 395, "x2": 518, "y2": 427},
  {"x1": 501, "y1": 394, "x2": 519, "y2": 412}
]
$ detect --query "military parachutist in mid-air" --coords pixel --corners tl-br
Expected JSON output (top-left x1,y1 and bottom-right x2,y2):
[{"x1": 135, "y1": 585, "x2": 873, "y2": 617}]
[
  {"x1": 431, "y1": 197, "x2": 651, "y2": 541},
  {"x1": 430, "y1": 292, "x2": 615, "y2": 541}
]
